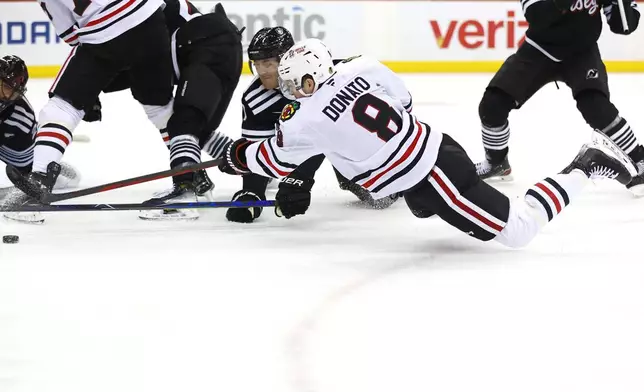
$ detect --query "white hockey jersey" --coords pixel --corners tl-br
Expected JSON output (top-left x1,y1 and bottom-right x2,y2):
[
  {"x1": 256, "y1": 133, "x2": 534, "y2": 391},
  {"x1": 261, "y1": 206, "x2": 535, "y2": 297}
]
[
  {"x1": 244, "y1": 56, "x2": 443, "y2": 199},
  {"x1": 38, "y1": 0, "x2": 163, "y2": 45}
]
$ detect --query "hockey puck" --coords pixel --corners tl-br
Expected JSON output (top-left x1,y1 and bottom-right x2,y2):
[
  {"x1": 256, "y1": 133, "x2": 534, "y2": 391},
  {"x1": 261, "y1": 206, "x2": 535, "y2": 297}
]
[{"x1": 2, "y1": 235, "x2": 19, "y2": 244}]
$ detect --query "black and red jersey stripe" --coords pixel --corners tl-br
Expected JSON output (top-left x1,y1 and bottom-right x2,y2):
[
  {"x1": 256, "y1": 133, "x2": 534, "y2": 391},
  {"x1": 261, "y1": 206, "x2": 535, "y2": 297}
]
[
  {"x1": 350, "y1": 118, "x2": 431, "y2": 194},
  {"x1": 77, "y1": 0, "x2": 148, "y2": 37},
  {"x1": 255, "y1": 139, "x2": 298, "y2": 178}
]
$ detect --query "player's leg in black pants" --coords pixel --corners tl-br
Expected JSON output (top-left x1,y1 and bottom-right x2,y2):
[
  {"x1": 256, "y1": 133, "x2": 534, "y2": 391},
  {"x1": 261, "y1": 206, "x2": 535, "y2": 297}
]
[
  {"x1": 561, "y1": 44, "x2": 644, "y2": 195},
  {"x1": 403, "y1": 133, "x2": 629, "y2": 248},
  {"x1": 158, "y1": 12, "x2": 243, "y2": 194},
  {"x1": 404, "y1": 135, "x2": 511, "y2": 241},
  {"x1": 476, "y1": 44, "x2": 557, "y2": 180}
]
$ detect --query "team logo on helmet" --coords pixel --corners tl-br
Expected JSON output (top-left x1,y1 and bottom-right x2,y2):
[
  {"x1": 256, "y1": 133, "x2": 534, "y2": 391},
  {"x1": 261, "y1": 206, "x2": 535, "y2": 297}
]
[{"x1": 280, "y1": 101, "x2": 300, "y2": 122}]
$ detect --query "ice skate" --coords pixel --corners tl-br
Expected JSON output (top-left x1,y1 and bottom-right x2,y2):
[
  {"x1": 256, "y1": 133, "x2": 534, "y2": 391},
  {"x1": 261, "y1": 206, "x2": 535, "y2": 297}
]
[
  {"x1": 561, "y1": 132, "x2": 636, "y2": 185},
  {"x1": 139, "y1": 181, "x2": 200, "y2": 221},
  {"x1": 475, "y1": 156, "x2": 513, "y2": 181}
]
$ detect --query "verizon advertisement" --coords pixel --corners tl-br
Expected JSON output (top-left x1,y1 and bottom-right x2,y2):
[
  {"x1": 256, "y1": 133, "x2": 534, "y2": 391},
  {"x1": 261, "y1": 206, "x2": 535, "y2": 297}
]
[{"x1": 0, "y1": 1, "x2": 642, "y2": 73}]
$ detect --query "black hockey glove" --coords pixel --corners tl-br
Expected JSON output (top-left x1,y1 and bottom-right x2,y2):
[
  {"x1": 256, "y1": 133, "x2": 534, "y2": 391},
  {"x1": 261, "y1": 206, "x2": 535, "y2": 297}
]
[
  {"x1": 275, "y1": 175, "x2": 314, "y2": 219},
  {"x1": 226, "y1": 190, "x2": 266, "y2": 223},
  {"x1": 219, "y1": 138, "x2": 251, "y2": 175},
  {"x1": 83, "y1": 98, "x2": 102, "y2": 122}
]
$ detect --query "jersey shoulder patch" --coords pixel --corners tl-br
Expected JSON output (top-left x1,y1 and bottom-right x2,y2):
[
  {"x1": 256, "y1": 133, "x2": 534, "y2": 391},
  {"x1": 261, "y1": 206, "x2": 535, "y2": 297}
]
[{"x1": 279, "y1": 101, "x2": 301, "y2": 122}]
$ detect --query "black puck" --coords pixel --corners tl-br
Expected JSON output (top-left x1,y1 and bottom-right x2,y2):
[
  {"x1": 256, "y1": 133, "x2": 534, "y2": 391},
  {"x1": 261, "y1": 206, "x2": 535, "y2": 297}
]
[{"x1": 3, "y1": 235, "x2": 19, "y2": 244}]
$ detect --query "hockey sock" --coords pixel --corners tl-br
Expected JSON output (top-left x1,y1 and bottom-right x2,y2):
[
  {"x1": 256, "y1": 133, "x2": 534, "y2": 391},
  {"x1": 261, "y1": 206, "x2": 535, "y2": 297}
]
[
  {"x1": 202, "y1": 130, "x2": 233, "y2": 160},
  {"x1": 33, "y1": 123, "x2": 72, "y2": 173},
  {"x1": 33, "y1": 97, "x2": 83, "y2": 173},
  {"x1": 169, "y1": 134, "x2": 201, "y2": 169},
  {"x1": 601, "y1": 116, "x2": 644, "y2": 163},
  {"x1": 160, "y1": 129, "x2": 170, "y2": 148},
  {"x1": 481, "y1": 121, "x2": 510, "y2": 162},
  {"x1": 524, "y1": 171, "x2": 587, "y2": 225}
]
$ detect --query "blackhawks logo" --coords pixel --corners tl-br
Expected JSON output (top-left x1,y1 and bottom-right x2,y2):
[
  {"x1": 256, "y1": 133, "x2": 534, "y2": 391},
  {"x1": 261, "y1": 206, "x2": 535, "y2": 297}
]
[{"x1": 280, "y1": 101, "x2": 300, "y2": 121}]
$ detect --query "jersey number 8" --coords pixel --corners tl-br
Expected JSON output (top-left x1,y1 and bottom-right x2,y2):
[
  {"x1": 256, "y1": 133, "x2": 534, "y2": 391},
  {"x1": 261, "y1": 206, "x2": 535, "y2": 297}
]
[
  {"x1": 352, "y1": 93, "x2": 403, "y2": 142},
  {"x1": 73, "y1": 0, "x2": 92, "y2": 16}
]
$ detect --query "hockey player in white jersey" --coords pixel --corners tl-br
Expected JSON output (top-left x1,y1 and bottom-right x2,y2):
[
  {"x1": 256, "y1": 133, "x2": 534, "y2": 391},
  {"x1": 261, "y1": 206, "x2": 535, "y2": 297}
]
[
  {"x1": 219, "y1": 39, "x2": 637, "y2": 248},
  {"x1": 221, "y1": 27, "x2": 398, "y2": 224},
  {"x1": 6, "y1": 0, "x2": 174, "y2": 201}
]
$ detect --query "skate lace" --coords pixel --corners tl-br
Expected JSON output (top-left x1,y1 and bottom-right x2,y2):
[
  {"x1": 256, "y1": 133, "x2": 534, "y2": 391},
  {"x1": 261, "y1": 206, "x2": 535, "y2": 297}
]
[
  {"x1": 475, "y1": 160, "x2": 492, "y2": 176},
  {"x1": 589, "y1": 166, "x2": 618, "y2": 179}
]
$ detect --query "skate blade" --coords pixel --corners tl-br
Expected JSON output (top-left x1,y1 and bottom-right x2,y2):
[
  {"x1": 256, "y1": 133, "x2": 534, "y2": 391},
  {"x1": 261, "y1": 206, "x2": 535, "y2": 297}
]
[
  {"x1": 138, "y1": 208, "x2": 199, "y2": 221},
  {"x1": 591, "y1": 131, "x2": 638, "y2": 177},
  {"x1": 482, "y1": 174, "x2": 514, "y2": 183},
  {"x1": 3, "y1": 212, "x2": 45, "y2": 224}
]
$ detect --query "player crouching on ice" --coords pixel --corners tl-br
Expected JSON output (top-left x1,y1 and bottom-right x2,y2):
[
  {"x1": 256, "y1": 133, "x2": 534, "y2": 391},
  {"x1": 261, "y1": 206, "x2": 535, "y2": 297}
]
[
  {"x1": 219, "y1": 39, "x2": 637, "y2": 248},
  {"x1": 0, "y1": 55, "x2": 79, "y2": 224}
]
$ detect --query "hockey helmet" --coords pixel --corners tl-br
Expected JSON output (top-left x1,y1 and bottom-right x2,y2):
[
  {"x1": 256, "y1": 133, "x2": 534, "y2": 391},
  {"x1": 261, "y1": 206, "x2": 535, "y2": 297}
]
[
  {"x1": 278, "y1": 38, "x2": 335, "y2": 99},
  {"x1": 248, "y1": 27, "x2": 295, "y2": 61},
  {"x1": 0, "y1": 55, "x2": 28, "y2": 115}
]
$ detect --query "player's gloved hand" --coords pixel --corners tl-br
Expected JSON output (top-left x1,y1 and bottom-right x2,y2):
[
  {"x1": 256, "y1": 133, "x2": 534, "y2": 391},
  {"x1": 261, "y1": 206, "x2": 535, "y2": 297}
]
[
  {"x1": 83, "y1": 98, "x2": 102, "y2": 122},
  {"x1": 219, "y1": 138, "x2": 251, "y2": 175},
  {"x1": 275, "y1": 175, "x2": 314, "y2": 219},
  {"x1": 226, "y1": 190, "x2": 266, "y2": 223}
]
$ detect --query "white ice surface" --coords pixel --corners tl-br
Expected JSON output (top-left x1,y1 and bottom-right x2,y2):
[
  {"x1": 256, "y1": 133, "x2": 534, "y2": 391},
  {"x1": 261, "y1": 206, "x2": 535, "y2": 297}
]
[{"x1": 1, "y1": 74, "x2": 644, "y2": 392}]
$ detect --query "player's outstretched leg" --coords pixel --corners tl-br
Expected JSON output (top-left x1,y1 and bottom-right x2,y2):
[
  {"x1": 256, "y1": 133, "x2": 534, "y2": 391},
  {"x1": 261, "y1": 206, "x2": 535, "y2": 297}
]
[
  {"x1": 404, "y1": 133, "x2": 633, "y2": 248},
  {"x1": 496, "y1": 133, "x2": 634, "y2": 248}
]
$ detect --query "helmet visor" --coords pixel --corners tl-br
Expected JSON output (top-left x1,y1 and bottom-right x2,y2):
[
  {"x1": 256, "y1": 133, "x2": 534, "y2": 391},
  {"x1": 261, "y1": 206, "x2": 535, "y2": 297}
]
[{"x1": 0, "y1": 78, "x2": 24, "y2": 114}]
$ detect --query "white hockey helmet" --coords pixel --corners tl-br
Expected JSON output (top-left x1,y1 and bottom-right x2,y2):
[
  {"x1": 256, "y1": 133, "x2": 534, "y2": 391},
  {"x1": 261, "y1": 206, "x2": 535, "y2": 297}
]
[{"x1": 278, "y1": 38, "x2": 335, "y2": 99}]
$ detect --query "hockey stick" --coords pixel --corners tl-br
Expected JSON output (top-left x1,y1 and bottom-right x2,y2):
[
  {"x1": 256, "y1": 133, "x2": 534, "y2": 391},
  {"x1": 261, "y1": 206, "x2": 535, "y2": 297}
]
[
  {"x1": 0, "y1": 199, "x2": 276, "y2": 212},
  {"x1": 617, "y1": 0, "x2": 630, "y2": 32},
  {"x1": 7, "y1": 158, "x2": 223, "y2": 204}
]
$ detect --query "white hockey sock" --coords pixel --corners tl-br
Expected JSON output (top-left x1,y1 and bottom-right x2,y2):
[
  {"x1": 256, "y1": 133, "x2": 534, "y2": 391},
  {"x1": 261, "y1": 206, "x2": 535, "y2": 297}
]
[
  {"x1": 495, "y1": 170, "x2": 588, "y2": 248},
  {"x1": 481, "y1": 122, "x2": 510, "y2": 151},
  {"x1": 525, "y1": 171, "x2": 587, "y2": 223},
  {"x1": 33, "y1": 97, "x2": 83, "y2": 173}
]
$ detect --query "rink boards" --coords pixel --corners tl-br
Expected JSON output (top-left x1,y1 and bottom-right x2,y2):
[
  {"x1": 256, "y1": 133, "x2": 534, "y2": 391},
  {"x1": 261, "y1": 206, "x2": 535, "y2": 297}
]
[{"x1": 1, "y1": 0, "x2": 643, "y2": 76}]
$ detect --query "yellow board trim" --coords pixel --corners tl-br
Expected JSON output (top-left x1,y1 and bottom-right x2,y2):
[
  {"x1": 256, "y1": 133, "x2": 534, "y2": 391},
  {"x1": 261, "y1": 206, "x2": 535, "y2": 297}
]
[{"x1": 28, "y1": 61, "x2": 644, "y2": 78}]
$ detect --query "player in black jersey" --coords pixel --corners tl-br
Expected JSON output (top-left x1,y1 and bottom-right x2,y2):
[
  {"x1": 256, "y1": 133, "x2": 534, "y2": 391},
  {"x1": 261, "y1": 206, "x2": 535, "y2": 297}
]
[
  {"x1": 475, "y1": 0, "x2": 644, "y2": 194},
  {"x1": 0, "y1": 55, "x2": 79, "y2": 223},
  {"x1": 0, "y1": 56, "x2": 37, "y2": 175},
  {"x1": 225, "y1": 27, "x2": 399, "y2": 224},
  {"x1": 140, "y1": 1, "x2": 243, "y2": 220},
  {"x1": 88, "y1": 0, "x2": 244, "y2": 220}
]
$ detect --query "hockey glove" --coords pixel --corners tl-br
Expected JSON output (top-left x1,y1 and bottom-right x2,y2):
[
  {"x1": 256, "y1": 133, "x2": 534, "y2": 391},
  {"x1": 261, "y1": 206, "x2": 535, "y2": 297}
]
[
  {"x1": 275, "y1": 175, "x2": 314, "y2": 219},
  {"x1": 226, "y1": 190, "x2": 266, "y2": 223},
  {"x1": 219, "y1": 138, "x2": 252, "y2": 175},
  {"x1": 83, "y1": 98, "x2": 102, "y2": 122}
]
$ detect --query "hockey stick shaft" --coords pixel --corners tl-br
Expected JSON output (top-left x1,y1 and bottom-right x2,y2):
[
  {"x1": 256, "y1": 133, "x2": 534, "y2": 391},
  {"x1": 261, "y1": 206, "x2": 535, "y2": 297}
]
[
  {"x1": 617, "y1": 0, "x2": 629, "y2": 32},
  {"x1": 1, "y1": 200, "x2": 276, "y2": 212},
  {"x1": 44, "y1": 158, "x2": 223, "y2": 203}
]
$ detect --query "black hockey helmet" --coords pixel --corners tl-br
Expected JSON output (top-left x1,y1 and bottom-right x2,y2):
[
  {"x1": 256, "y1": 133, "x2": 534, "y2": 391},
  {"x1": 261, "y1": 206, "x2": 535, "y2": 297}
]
[
  {"x1": 0, "y1": 55, "x2": 28, "y2": 115},
  {"x1": 247, "y1": 27, "x2": 295, "y2": 61}
]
